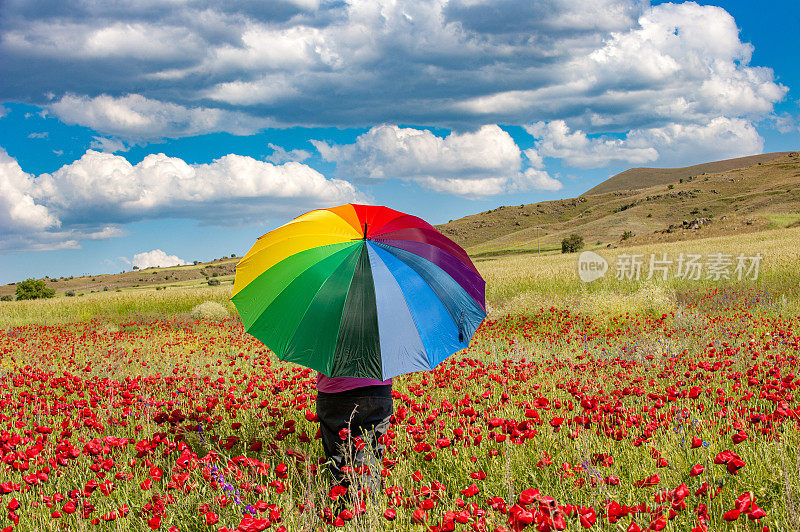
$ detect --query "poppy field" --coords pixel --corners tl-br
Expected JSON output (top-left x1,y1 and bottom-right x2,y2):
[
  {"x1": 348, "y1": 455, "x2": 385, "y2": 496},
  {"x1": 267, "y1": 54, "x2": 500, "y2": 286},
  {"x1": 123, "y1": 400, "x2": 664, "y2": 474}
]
[{"x1": 1, "y1": 283, "x2": 799, "y2": 531}]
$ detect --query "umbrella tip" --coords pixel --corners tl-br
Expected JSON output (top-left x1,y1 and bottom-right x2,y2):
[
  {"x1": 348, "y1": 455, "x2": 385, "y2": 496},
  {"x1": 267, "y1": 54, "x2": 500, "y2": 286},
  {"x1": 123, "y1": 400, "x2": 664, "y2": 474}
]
[{"x1": 363, "y1": 222, "x2": 367, "y2": 239}]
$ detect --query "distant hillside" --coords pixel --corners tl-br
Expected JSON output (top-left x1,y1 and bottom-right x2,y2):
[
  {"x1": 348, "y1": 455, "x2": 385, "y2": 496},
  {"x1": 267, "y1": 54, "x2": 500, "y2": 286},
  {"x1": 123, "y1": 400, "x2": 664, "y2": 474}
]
[
  {"x1": 4, "y1": 151, "x2": 800, "y2": 298},
  {"x1": 438, "y1": 151, "x2": 800, "y2": 255},
  {"x1": 583, "y1": 152, "x2": 791, "y2": 196},
  {"x1": 0, "y1": 256, "x2": 238, "y2": 299}
]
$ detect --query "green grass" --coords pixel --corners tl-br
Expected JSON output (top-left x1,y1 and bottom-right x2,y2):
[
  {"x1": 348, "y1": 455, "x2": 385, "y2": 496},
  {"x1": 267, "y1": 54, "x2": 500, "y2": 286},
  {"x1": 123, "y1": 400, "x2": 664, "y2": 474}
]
[
  {"x1": 3, "y1": 226, "x2": 799, "y2": 329},
  {"x1": 0, "y1": 285, "x2": 237, "y2": 328},
  {"x1": 764, "y1": 212, "x2": 800, "y2": 228}
]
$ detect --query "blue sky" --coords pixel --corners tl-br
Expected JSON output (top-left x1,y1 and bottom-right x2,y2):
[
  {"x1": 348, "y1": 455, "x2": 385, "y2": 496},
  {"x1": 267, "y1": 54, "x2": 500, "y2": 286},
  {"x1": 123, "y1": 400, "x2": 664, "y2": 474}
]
[{"x1": 1, "y1": 0, "x2": 798, "y2": 283}]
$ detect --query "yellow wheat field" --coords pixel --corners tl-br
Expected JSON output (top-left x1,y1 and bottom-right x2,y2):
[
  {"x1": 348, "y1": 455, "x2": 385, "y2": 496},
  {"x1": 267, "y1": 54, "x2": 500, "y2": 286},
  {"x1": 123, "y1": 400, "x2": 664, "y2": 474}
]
[{"x1": 2, "y1": 226, "x2": 799, "y2": 328}]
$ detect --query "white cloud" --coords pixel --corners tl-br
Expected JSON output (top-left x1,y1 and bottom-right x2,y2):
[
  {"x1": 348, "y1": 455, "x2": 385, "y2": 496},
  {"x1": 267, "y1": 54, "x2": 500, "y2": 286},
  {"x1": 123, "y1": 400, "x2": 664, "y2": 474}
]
[
  {"x1": 37, "y1": 150, "x2": 360, "y2": 221},
  {"x1": 0, "y1": 147, "x2": 360, "y2": 251},
  {"x1": 0, "y1": 148, "x2": 60, "y2": 233},
  {"x1": 265, "y1": 143, "x2": 311, "y2": 164},
  {"x1": 132, "y1": 249, "x2": 187, "y2": 269},
  {"x1": 90, "y1": 136, "x2": 130, "y2": 153},
  {"x1": 203, "y1": 76, "x2": 298, "y2": 106},
  {"x1": 773, "y1": 113, "x2": 800, "y2": 134},
  {"x1": 627, "y1": 117, "x2": 763, "y2": 166},
  {"x1": 86, "y1": 226, "x2": 127, "y2": 240},
  {"x1": 527, "y1": 117, "x2": 763, "y2": 169},
  {"x1": 415, "y1": 176, "x2": 511, "y2": 197},
  {"x1": 49, "y1": 94, "x2": 269, "y2": 140},
  {"x1": 3, "y1": 20, "x2": 204, "y2": 61},
  {"x1": 459, "y1": 3, "x2": 786, "y2": 124},
  {"x1": 314, "y1": 124, "x2": 521, "y2": 179},
  {"x1": 0, "y1": 106, "x2": 7, "y2": 119},
  {"x1": 27, "y1": 132, "x2": 48, "y2": 139},
  {"x1": 514, "y1": 168, "x2": 563, "y2": 192},
  {"x1": 416, "y1": 168, "x2": 562, "y2": 197},
  {"x1": 0, "y1": 1, "x2": 785, "y2": 139},
  {"x1": 314, "y1": 124, "x2": 559, "y2": 196},
  {"x1": 526, "y1": 120, "x2": 659, "y2": 168}
]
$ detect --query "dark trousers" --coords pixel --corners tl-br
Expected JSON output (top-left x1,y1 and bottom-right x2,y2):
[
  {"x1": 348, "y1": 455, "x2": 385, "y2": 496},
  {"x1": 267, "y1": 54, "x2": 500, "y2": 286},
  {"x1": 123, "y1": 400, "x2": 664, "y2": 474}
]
[{"x1": 316, "y1": 385, "x2": 393, "y2": 494}]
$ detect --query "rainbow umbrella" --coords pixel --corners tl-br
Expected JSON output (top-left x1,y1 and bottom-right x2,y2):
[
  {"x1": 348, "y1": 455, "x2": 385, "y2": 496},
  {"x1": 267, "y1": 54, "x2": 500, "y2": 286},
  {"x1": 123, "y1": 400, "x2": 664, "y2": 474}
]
[{"x1": 231, "y1": 204, "x2": 486, "y2": 379}]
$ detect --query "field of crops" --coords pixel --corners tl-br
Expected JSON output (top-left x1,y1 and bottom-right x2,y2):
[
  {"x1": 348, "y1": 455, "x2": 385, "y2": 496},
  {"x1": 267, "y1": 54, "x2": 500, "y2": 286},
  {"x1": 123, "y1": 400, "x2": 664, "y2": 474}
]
[{"x1": 1, "y1": 229, "x2": 799, "y2": 531}]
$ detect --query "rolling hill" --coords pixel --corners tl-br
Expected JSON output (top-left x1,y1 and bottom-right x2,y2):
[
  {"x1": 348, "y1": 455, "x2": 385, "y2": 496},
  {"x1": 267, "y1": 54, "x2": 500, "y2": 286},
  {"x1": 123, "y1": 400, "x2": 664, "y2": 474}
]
[
  {"x1": 2, "y1": 151, "x2": 799, "y2": 298},
  {"x1": 582, "y1": 152, "x2": 792, "y2": 196},
  {"x1": 437, "y1": 151, "x2": 800, "y2": 255},
  {"x1": 0, "y1": 256, "x2": 238, "y2": 300}
]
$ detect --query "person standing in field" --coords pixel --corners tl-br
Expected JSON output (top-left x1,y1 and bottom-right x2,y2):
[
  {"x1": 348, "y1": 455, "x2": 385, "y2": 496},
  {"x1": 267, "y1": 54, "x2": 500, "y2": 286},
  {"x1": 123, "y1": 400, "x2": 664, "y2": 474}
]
[{"x1": 315, "y1": 372, "x2": 393, "y2": 496}]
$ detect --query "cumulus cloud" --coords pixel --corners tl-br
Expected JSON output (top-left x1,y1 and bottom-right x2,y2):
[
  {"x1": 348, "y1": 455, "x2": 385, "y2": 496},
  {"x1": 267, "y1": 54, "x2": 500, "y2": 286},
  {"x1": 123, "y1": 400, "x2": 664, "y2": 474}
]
[
  {"x1": 0, "y1": 148, "x2": 59, "y2": 233},
  {"x1": 265, "y1": 143, "x2": 311, "y2": 164},
  {"x1": 526, "y1": 121, "x2": 659, "y2": 169},
  {"x1": 314, "y1": 125, "x2": 520, "y2": 179},
  {"x1": 132, "y1": 249, "x2": 187, "y2": 269},
  {"x1": 527, "y1": 117, "x2": 763, "y2": 169},
  {"x1": 455, "y1": 3, "x2": 786, "y2": 129},
  {"x1": 49, "y1": 94, "x2": 269, "y2": 140},
  {"x1": 314, "y1": 124, "x2": 559, "y2": 196},
  {"x1": 0, "y1": 1, "x2": 785, "y2": 139},
  {"x1": 416, "y1": 169, "x2": 562, "y2": 197},
  {"x1": 0, "y1": 147, "x2": 360, "y2": 251},
  {"x1": 514, "y1": 168, "x2": 563, "y2": 192}
]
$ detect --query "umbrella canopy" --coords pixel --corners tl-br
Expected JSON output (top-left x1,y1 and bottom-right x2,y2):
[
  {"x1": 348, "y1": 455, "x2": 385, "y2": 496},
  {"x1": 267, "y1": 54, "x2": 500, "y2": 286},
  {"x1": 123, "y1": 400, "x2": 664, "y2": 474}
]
[{"x1": 231, "y1": 204, "x2": 486, "y2": 380}]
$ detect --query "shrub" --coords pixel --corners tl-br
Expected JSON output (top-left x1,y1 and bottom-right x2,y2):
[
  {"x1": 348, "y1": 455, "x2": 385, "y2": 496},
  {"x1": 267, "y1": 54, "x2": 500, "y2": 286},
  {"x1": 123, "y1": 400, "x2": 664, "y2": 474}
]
[
  {"x1": 189, "y1": 301, "x2": 229, "y2": 321},
  {"x1": 15, "y1": 278, "x2": 56, "y2": 300},
  {"x1": 103, "y1": 286, "x2": 109, "y2": 291},
  {"x1": 621, "y1": 230, "x2": 634, "y2": 240},
  {"x1": 207, "y1": 278, "x2": 221, "y2": 286},
  {"x1": 65, "y1": 290, "x2": 76, "y2": 297},
  {"x1": 0, "y1": 295, "x2": 12, "y2": 302},
  {"x1": 561, "y1": 234, "x2": 584, "y2": 254}
]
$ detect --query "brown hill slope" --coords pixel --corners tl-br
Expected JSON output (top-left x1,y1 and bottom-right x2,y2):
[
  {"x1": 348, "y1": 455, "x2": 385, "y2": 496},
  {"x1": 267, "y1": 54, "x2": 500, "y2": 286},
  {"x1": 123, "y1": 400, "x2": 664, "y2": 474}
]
[
  {"x1": 3, "y1": 151, "x2": 799, "y2": 298},
  {"x1": 438, "y1": 152, "x2": 800, "y2": 254},
  {"x1": 1, "y1": 256, "x2": 238, "y2": 299},
  {"x1": 583, "y1": 152, "x2": 791, "y2": 196}
]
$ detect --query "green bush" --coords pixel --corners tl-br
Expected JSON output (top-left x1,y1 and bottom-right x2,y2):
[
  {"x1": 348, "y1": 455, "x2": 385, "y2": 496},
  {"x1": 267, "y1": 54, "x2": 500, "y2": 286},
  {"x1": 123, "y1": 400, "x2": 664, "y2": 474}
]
[
  {"x1": 621, "y1": 230, "x2": 634, "y2": 240},
  {"x1": 65, "y1": 290, "x2": 76, "y2": 297},
  {"x1": 15, "y1": 278, "x2": 56, "y2": 300},
  {"x1": 0, "y1": 295, "x2": 12, "y2": 302},
  {"x1": 561, "y1": 234, "x2": 584, "y2": 254},
  {"x1": 207, "y1": 278, "x2": 221, "y2": 286}
]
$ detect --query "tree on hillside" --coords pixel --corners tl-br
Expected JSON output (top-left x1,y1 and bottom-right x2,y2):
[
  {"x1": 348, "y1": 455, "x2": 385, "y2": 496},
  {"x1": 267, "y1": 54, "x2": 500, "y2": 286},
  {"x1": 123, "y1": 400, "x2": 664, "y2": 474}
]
[
  {"x1": 561, "y1": 234, "x2": 584, "y2": 254},
  {"x1": 15, "y1": 278, "x2": 56, "y2": 300}
]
